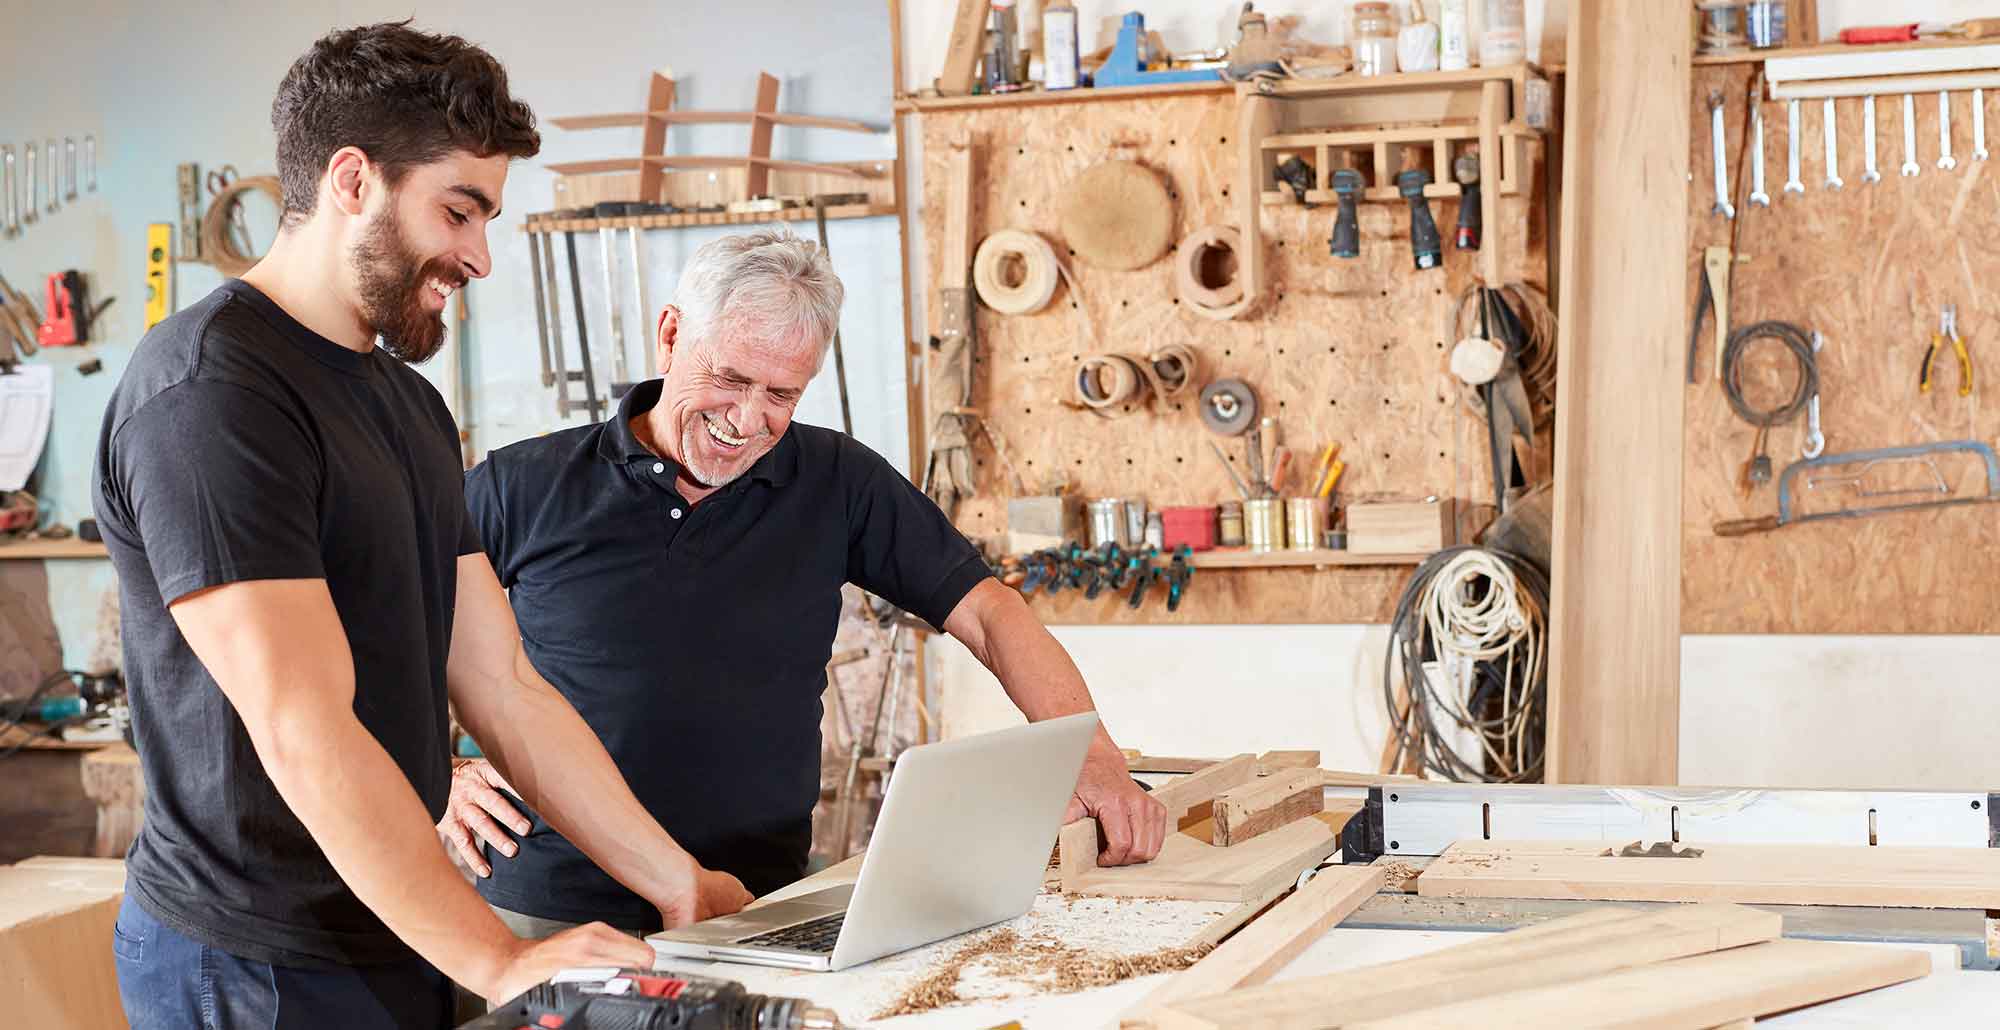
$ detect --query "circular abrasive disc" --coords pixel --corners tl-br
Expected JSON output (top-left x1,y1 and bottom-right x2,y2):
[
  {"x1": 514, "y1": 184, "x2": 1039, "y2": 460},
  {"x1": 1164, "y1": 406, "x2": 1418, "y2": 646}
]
[{"x1": 1058, "y1": 160, "x2": 1175, "y2": 270}]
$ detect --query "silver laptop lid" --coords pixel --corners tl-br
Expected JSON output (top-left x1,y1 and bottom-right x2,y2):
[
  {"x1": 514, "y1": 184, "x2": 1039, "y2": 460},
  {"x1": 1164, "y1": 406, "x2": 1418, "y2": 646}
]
[{"x1": 827, "y1": 711, "x2": 1098, "y2": 969}]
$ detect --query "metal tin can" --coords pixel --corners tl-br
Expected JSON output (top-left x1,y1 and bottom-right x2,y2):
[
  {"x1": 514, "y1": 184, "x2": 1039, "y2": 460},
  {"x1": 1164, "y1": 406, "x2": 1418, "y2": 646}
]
[
  {"x1": 1123, "y1": 497, "x2": 1149, "y2": 548},
  {"x1": 1217, "y1": 501, "x2": 1246, "y2": 547},
  {"x1": 1086, "y1": 497, "x2": 1124, "y2": 549},
  {"x1": 1285, "y1": 497, "x2": 1326, "y2": 551},
  {"x1": 1244, "y1": 497, "x2": 1286, "y2": 552},
  {"x1": 1143, "y1": 511, "x2": 1164, "y2": 550}
]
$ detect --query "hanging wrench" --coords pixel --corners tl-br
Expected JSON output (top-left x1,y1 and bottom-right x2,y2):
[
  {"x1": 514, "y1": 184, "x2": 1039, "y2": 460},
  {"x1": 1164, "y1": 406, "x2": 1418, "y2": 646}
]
[
  {"x1": 63, "y1": 138, "x2": 76, "y2": 201},
  {"x1": 21, "y1": 143, "x2": 36, "y2": 225},
  {"x1": 1803, "y1": 331, "x2": 1825, "y2": 459},
  {"x1": 1749, "y1": 104, "x2": 1771, "y2": 205},
  {"x1": 1710, "y1": 90, "x2": 1735, "y2": 218},
  {"x1": 1939, "y1": 91, "x2": 1957, "y2": 170},
  {"x1": 1902, "y1": 93, "x2": 1922, "y2": 176},
  {"x1": 1, "y1": 146, "x2": 14, "y2": 238},
  {"x1": 1784, "y1": 98, "x2": 1806, "y2": 194},
  {"x1": 1822, "y1": 98, "x2": 1843, "y2": 189},
  {"x1": 1976, "y1": 89, "x2": 1990, "y2": 161},
  {"x1": 1863, "y1": 96, "x2": 1882, "y2": 183},
  {"x1": 43, "y1": 141, "x2": 57, "y2": 213}
]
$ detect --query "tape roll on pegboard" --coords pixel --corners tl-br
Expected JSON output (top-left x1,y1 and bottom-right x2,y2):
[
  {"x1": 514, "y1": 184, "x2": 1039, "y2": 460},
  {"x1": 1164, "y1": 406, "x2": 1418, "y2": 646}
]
[
  {"x1": 1175, "y1": 225, "x2": 1245, "y2": 319},
  {"x1": 1075, "y1": 354, "x2": 1145, "y2": 410},
  {"x1": 972, "y1": 230, "x2": 1061, "y2": 314},
  {"x1": 1058, "y1": 160, "x2": 1175, "y2": 271},
  {"x1": 1144, "y1": 343, "x2": 1200, "y2": 400}
]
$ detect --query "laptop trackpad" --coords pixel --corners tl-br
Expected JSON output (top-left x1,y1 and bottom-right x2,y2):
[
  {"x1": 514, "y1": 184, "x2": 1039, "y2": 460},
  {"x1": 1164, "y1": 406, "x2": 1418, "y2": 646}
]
[{"x1": 679, "y1": 884, "x2": 856, "y2": 942}]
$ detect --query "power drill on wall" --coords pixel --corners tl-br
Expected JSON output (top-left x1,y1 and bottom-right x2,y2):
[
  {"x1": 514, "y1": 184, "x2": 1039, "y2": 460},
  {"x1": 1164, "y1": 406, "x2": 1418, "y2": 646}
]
[{"x1": 459, "y1": 969, "x2": 844, "y2": 1030}]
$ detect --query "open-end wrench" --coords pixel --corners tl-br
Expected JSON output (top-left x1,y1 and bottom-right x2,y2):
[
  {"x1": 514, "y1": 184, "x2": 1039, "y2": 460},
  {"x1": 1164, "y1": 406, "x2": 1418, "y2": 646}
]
[
  {"x1": 43, "y1": 141, "x2": 57, "y2": 213},
  {"x1": 1977, "y1": 89, "x2": 1990, "y2": 160},
  {"x1": 1784, "y1": 99, "x2": 1805, "y2": 194},
  {"x1": 1, "y1": 146, "x2": 14, "y2": 238},
  {"x1": 1939, "y1": 91, "x2": 1958, "y2": 170},
  {"x1": 1822, "y1": 98, "x2": 1843, "y2": 189},
  {"x1": 1710, "y1": 90, "x2": 1735, "y2": 218},
  {"x1": 1803, "y1": 331, "x2": 1825, "y2": 459},
  {"x1": 63, "y1": 138, "x2": 76, "y2": 201},
  {"x1": 1863, "y1": 96, "x2": 1882, "y2": 183},
  {"x1": 21, "y1": 143, "x2": 36, "y2": 225},
  {"x1": 1902, "y1": 93, "x2": 1923, "y2": 176},
  {"x1": 84, "y1": 135, "x2": 97, "y2": 191},
  {"x1": 1749, "y1": 104, "x2": 1771, "y2": 205}
]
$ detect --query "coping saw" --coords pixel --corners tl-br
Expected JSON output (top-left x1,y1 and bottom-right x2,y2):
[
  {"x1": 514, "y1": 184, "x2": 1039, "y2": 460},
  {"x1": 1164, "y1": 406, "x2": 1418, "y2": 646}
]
[{"x1": 1713, "y1": 440, "x2": 2000, "y2": 537}]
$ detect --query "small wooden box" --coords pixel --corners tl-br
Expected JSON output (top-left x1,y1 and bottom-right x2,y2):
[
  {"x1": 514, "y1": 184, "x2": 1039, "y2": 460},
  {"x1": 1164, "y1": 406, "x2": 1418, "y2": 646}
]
[{"x1": 1346, "y1": 498, "x2": 1453, "y2": 555}]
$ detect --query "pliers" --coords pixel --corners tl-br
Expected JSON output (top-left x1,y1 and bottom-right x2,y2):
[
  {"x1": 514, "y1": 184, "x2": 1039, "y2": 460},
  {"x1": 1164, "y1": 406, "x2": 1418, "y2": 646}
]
[{"x1": 1921, "y1": 304, "x2": 1974, "y2": 397}]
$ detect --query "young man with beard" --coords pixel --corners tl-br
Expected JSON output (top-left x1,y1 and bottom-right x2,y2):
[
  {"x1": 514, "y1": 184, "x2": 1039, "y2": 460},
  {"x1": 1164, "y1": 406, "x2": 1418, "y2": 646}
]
[
  {"x1": 441, "y1": 231, "x2": 1168, "y2": 942},
  {"x1": 91, "y1": 23, "x2": 748, "y2": 1028}
]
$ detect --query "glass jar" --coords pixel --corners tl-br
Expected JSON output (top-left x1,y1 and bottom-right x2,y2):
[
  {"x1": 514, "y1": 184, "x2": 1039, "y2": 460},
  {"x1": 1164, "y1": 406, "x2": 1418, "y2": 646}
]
[
  {"x1": 1479, "y1": 0, "x2": 1525, "y2": 67},
  {"x1": 1352, "y1": 1, "x2": 1398, "y2": 76}
]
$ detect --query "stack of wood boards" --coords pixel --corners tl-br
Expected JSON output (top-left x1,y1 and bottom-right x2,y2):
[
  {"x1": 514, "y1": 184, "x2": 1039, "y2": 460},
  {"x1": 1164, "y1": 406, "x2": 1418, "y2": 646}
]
[
  {"x1": 1416, "y1": 840, "x2": 2000, "y2": 908},
  {"x1": 1146, "y1": 903, "x2": 1931, "y2": 1029}
]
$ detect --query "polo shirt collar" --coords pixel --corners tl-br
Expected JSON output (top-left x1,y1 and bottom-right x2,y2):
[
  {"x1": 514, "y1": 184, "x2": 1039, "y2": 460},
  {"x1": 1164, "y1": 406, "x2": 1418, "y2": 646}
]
[{"x1": 594, "y1": 378, "x2": 799, "y2": 487}]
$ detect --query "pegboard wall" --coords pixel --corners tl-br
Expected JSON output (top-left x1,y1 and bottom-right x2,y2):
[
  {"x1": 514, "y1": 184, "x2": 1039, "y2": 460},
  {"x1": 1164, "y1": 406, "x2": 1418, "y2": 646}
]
[
  {"x1": 918, "y1": 89, "x2": 1549, "y2": 625},
  {"x1": 1684, "y1": 64, "x2": 2000, "y2": 634}
]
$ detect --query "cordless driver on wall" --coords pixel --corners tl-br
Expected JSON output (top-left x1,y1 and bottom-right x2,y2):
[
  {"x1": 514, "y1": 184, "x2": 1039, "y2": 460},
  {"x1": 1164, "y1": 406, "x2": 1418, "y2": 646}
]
[
  {"x1": 1452, "y1": 153, "x2": 1481, "y2": 250},
  {"x1": 1396, "y1": 169, "x2": 1442, "y2": 270},
  {"x1": 1328, "y1": 168, "x2": 1364, "y2": 259}
]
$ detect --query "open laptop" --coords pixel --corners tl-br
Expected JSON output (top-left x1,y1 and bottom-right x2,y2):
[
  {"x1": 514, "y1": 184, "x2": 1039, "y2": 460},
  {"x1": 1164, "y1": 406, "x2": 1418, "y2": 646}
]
[{"x1": 648, "y1": 711, "x2": 1098, "y2": 972}]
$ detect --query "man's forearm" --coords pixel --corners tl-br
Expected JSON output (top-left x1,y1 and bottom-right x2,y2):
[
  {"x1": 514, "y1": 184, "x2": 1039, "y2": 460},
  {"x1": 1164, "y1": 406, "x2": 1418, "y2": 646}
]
[
  {"x1": 455, "y1": 645, "x2": 696, "y2": 908},
  {"x1": 260, "y1": 709, "x2": 516, "y2": 993}
]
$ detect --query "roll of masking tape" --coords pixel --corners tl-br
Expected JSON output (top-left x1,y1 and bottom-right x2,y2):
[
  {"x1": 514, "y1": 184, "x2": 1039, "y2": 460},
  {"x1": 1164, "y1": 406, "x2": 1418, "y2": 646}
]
[{"x1": 973, "y1": 229, "x2": 1061, "y2": 315}]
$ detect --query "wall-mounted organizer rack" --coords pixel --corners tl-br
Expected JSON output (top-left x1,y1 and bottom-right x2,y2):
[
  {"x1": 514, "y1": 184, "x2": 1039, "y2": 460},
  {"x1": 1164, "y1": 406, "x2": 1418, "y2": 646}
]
[{"x1": 908, "y1": 66, "x2": 1557, "y2": 625}]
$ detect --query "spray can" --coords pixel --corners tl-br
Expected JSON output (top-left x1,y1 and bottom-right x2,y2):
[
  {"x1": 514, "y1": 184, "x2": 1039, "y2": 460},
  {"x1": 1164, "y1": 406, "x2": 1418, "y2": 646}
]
[
  {"x1": 1043, "y1": 1, "x2": 1080, "y2": 89},
  {"x1": 1438, "y1": 0, "x2": 1471, "y2": 70}
]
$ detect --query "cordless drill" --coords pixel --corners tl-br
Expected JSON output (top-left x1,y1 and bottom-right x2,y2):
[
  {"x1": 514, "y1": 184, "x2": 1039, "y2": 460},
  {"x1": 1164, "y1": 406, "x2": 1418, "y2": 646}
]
[
  {"x1": 1328, "y1": 169, "x2": 1365, "y2": 259},
  {"x1": 1396, "y1": 169, "x2": 1443, "y2": 270},
  {"x1": 461, "y1": 969, "x2": 844, "y2": 1030}
]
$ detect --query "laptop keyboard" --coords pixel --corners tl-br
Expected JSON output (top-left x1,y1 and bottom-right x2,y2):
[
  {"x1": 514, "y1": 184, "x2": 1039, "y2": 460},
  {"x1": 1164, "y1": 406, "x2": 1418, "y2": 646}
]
[{"x1": 738, "y1": 912, "x2": 846, "y2": 953}]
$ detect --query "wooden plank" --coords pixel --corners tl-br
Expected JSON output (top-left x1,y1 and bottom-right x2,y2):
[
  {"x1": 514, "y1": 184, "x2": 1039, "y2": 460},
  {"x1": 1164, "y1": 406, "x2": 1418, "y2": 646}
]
[
  {"x1": 1545, "y1": 0, "x2": 1688, "y2": 784},
  {"x1": 1120, "y1": 866, "x2": 1385, "y2": 1028},
  {"x1": 1324, "y1": 769, "x2": 1422, "y2": 787},
  {"x1": 1153, "y1": 754, "x2": 1260, "y2": 826},
  {"x1": 1068, "y1": 816, "x2": 1337, "y2": 902},
  {"x1": 744, "y1": 72, "x2": 781, "y2": 197},
  {"x1": 1256, "y1": 750, "x2": 1320, "y2": 774},
  {"x1": 1418, "y1": 841, "x2": 2000, "y2": 908},
  {"x1": 1153, "y1": 903, "x2": 1781, "y2": 1030},
  {"x1": 901, "y1": 80, "x2": 1234, "y2": 112},
  {"x1": 1186, "y1": 874, "x2": 1293, "y2": 952},
  {"x1": 1057, "y1": 816, "x2": 1098, "y2": 881},
  {"x1": 0, "y1": 539, "x2": 108, "y2": 560},
  {"x1": 636, "y1": 72, "x2": 675, "y2": 205},
  {"x1": 1344, "y1": 938, "x2": 1927, "y2": 1030},
  {"x1": 939, "y1": 134, "x2": 976, "y2": 291},
  {"x1": 936, "y1": 0, "x2": 989, "y2": 96},
  {"x1": 1185, "y1": 549, "x2": 1429, "y2": 570},
  {"x1": 1214, "y1": 769, "x2": 1324, "y2": 848}
]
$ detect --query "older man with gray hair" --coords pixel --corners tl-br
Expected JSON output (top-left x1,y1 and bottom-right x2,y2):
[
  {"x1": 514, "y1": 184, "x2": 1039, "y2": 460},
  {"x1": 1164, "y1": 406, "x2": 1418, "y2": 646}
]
[{"x1": 445, "y1": 230, "x2": 1165, "y2": 942}]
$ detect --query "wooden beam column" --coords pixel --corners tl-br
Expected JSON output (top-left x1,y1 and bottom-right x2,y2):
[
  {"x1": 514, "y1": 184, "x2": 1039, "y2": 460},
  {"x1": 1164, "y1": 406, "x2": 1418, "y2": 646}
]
[
  {"x1": 636, "y1": 72, "x2": 676, "y2": 205},
  {"x1": 1546, "y1": 0, "x2": 1690, "y2": 784}
]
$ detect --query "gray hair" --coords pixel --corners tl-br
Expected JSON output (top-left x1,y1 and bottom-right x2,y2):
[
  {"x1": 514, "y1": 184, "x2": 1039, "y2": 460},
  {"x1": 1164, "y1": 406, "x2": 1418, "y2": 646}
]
[{"x1": 673, "y1": 230, "x2": 845, "y2": 356}]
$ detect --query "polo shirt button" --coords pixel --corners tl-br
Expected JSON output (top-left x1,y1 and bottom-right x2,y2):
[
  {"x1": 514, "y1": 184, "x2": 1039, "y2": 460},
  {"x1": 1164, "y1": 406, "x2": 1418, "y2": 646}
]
[
  {"x1": 652, "y1": 462, "x2": 666, "y2": 474},
  {"x1": 671, "y1": 508, "x2": 683, "y2": 520}
]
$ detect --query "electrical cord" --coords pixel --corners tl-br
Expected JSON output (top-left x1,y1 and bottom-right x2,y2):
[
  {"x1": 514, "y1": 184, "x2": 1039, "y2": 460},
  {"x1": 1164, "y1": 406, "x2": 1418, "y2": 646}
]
[
  {"x1": 1722, "y1": 319, "x2": 1817, "y2": 493},
  {"x1": 0, "y1": 668, "x2": 86, "y2": 760},
  {"x1": 200, "y1": 175, "x2": 281, "y2": 277},
  {"x1": 1382, "y1": 547, "x2": 1549, "y2": 783}
]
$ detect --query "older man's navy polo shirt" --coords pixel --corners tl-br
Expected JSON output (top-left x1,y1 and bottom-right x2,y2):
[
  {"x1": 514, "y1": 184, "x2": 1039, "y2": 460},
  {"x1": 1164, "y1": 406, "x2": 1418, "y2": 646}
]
[{"x1": 463, "y1": 379, "x2": 991, "y2": 929}]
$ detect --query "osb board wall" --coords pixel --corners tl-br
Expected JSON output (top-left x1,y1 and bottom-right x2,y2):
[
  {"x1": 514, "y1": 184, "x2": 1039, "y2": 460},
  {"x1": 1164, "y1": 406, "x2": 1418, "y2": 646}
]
[
  {"x1": 919, "y1": 92, "x2": 1548, "y2": 625},
  {"x1": 1683, "y1": 64, "x2": 2000, "y2": 634}
]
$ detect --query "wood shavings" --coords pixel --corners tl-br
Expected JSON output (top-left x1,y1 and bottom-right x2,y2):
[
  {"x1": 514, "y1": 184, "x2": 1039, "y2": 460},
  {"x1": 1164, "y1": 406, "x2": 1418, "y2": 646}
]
[{"x1": 875, "y1": 926, "x2": 1212, "y2": 1019}]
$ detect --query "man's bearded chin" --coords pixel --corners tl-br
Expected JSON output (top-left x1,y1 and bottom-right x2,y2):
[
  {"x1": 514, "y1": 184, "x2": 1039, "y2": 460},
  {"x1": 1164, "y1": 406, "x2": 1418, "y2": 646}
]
[{"x1": 352, "y1": 208, "x2": 460, "y2": 364}]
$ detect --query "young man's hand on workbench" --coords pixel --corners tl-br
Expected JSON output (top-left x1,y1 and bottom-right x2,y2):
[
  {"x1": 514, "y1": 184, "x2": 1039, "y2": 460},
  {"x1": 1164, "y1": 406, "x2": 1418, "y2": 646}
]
[
  {"x1": 1066, "y1": 754, "x2": 1168, "y2": 866},
  {"x1": 487, "y1": 922, "x2": 658, "y2": 1003}
]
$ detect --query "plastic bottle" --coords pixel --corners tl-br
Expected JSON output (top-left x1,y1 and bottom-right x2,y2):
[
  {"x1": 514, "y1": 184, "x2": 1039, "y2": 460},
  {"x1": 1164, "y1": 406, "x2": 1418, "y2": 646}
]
[
  {"x1": 1398, "y1": 1, "x2": 1440, "y2": 73},
  {"x1": 1480, "y1": 0, "x2": 1525, "y2": 67},
  {"x1": 1043, "y1": 1, "x2": 1080, "y2": 89},
  {"x1": 1438, "y1": 0, "x2": 1471, "y2": 70}
]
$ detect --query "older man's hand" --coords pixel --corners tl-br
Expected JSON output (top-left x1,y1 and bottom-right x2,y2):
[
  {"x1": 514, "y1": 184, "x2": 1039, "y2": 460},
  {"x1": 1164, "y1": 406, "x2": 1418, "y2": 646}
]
[{"x1": 1064, "y1": 754, "x2": 1168, "y2": 866}]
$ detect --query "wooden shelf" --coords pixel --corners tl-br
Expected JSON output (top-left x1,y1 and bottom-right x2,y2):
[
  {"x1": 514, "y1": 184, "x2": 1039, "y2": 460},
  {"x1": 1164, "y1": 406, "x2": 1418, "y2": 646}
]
[
  {"x1": 1693, "y1": 37, "x2": 1999, "y2": 66},
  {"x1": 1240, "y1": 63, "x2": 1539, "y2": 100},
  {"x1": 0, "y1": 537, "x2": 108, "y2": 560},
  {"x1": 0, "y1": 722, "x2": 114, "y2": 751},
  {"x1": 521, "y1": 202, "x2": 898, "y2": 233},
  {"x1": 896, "y1": 80, "x2": 1232, "y2": 113},
  {"x1": 1187, "y1": 548, "x2": 1428, "y2": 570}
]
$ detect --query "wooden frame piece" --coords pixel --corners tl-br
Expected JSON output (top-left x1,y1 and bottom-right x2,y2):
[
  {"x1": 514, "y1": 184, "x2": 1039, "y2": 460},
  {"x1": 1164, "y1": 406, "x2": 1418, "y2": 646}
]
[
  {"x1": 1255, "y1": 750, "x2": 1320, "y2": 774},
  {"x1": 1152, "y1": 903, "x2": 1781, "y2": 1030},
  {"x1": 1119, "y1": 865, "x2": 1385, "y2": 1028},
  {"x1": 1065, "y1": 816, "x2": 1338, "y2": 902},
  {"x1": 1214, "y1": 768, "x2": 1324, "y2": 847}
]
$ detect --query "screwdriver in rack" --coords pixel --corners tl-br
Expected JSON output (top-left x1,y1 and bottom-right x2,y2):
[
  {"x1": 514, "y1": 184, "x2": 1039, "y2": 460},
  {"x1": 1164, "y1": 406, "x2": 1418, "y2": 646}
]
[{"x1": 1840, "y1": 19, "x2": 2000, "y2": 44}]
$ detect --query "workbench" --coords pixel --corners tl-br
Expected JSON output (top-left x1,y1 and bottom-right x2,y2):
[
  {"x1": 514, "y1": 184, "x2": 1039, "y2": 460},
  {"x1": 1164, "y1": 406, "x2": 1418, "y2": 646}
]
[{"x1": 651, "y1": 855, "x2": 2000, "y2": 1028}]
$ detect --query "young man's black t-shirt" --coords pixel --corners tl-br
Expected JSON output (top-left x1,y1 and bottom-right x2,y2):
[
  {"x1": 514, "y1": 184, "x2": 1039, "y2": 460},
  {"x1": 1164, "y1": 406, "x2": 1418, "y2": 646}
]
[{"x1": 92, "y1": 279, "x2": 479, "y2": 967}]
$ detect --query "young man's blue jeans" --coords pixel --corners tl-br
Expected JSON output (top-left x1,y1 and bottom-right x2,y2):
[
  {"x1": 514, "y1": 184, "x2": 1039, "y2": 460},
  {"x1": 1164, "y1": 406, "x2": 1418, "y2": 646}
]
[{"x1": 112, "y1": 895, "x2": 455, "y2": 1029}]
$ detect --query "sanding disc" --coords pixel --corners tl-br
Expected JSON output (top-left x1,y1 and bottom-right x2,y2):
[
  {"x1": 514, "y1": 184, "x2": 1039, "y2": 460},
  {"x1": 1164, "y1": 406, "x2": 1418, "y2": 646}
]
[
  {"x1": 1198, "y1": 378, "x2": 1258, "y2": 436},
  {"x1": 1058, "y1": 160, "x2": 1175, "y2": 271}
]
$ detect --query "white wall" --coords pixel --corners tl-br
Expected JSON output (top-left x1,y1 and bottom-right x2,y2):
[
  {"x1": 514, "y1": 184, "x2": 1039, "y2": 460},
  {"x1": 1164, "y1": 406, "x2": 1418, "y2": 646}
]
[
  {"x1": 2, "y1": 1, "x2": 907, "y2": 669},
  {"x1": 907, "y1": 0, "x2": 2000, "y2": 790}
]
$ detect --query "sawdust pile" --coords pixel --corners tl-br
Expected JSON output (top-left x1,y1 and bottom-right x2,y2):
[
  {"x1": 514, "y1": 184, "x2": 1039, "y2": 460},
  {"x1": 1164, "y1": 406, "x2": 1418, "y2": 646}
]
[{"x1": 876, "y1": 927, "x2": 1213, "y2": 1019}]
